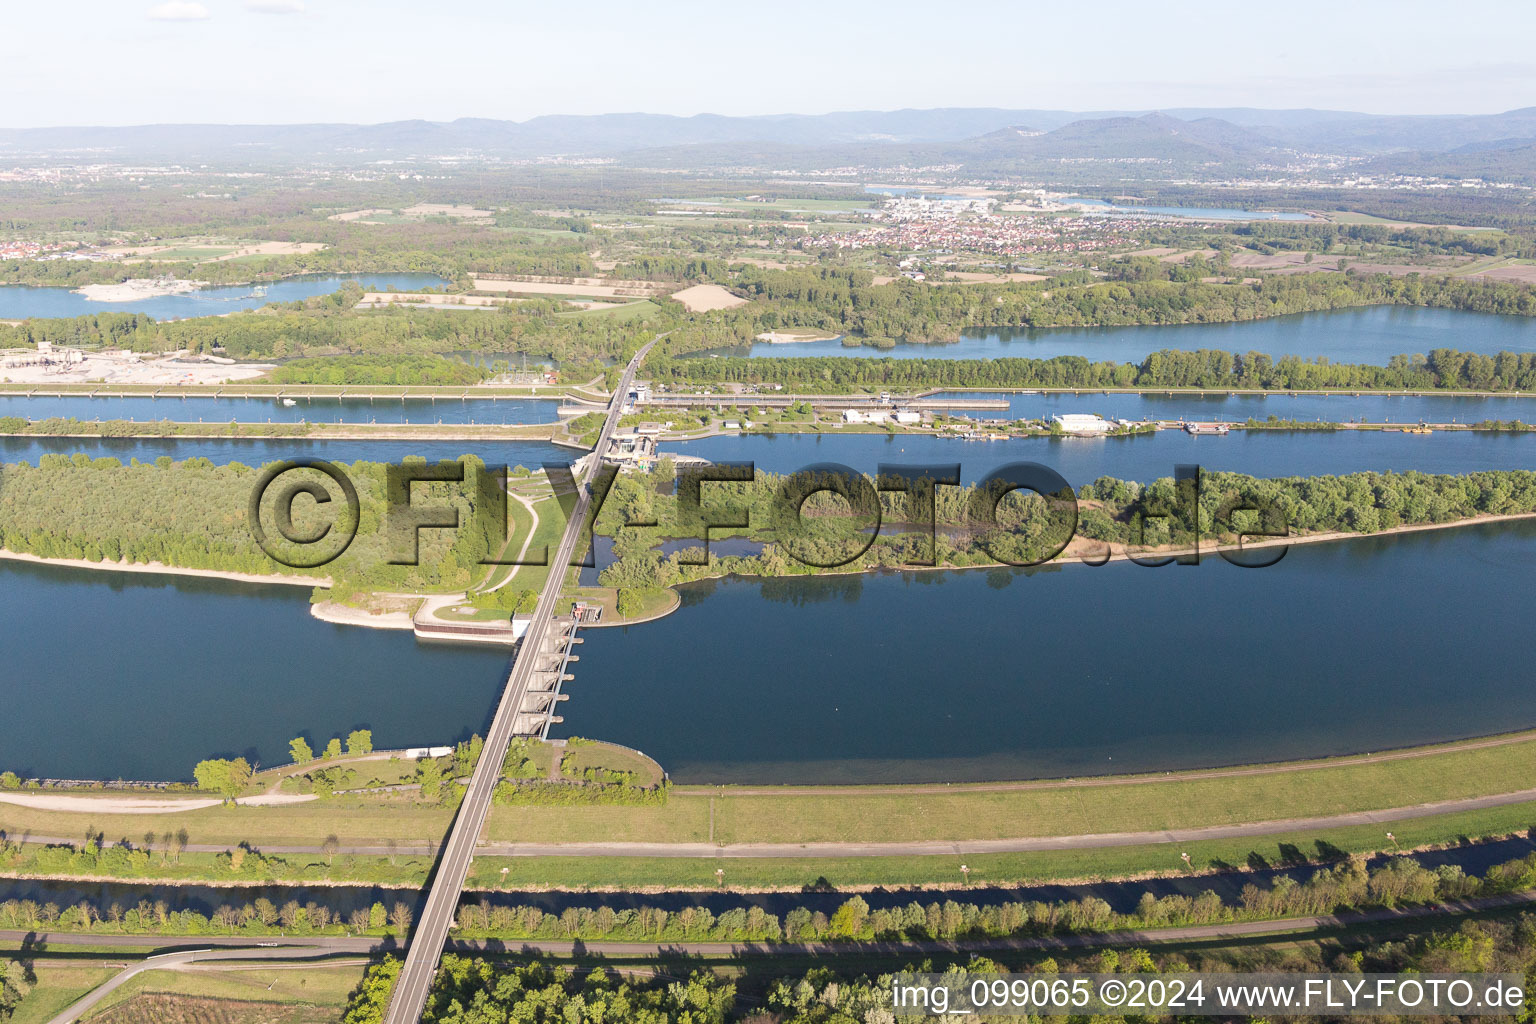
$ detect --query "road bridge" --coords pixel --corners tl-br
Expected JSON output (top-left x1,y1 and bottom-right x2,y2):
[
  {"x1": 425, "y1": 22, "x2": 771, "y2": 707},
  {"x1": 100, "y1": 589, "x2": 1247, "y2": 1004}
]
[{"x1": 381, "y1": 333, "x2": 663, "y2": 1024}]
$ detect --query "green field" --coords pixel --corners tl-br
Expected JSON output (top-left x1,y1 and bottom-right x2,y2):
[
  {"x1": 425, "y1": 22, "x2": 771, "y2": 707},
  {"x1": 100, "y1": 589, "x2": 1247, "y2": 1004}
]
[
  {"x1": 468, "y1": 801, "x2": 1536, "y2": 891},
  {"x1": 80, "y1": 961, "x2": 366, "y2": 1023},
  {"x1": 6, "y1": 731, "x2": 1536, "y2": 862},
  {"x1": 556, "y1": 299, "x2": 661, "y2": 320}
]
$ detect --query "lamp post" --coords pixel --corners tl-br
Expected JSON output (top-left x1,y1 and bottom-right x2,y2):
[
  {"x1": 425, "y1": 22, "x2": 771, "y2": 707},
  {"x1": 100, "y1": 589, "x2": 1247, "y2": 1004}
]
[
  {"x1": 715, "y1": 868, "x2": 724, "y2": 889},
  {"x1": 960, "y1": 864, "x2": 970, "y2": 886},
  {"x1": 1387, "y1": 831, "x2": 1400, "y2": 852},
  {"x1": 1180, "y1": 852, "x2": 1192, "y2": 869}
]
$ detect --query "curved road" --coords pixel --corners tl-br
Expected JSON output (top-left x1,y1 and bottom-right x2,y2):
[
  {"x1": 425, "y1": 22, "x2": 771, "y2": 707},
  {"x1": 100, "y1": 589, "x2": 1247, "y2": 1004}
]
[{"x1": 42, "y1": 945, "x2": 349, "y2": 1024}]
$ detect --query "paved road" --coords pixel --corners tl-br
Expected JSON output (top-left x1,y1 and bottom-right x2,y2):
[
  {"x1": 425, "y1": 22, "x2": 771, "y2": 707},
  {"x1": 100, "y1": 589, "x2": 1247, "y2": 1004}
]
[
  {"x1": 16, "y1": 784, "x2": 1536, "y2": 861},
  {"x1": 382, "y1": 335, "x2": 663, "y2": 1024},
  {"x1": 43, "y1": 945, "x2": 345, "y2": 1024}
]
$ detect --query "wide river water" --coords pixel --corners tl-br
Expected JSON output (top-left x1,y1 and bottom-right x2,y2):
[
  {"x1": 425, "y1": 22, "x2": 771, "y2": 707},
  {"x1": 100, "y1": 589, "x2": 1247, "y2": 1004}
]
[
  {"x1": 3, "y1": 309, "x2": 1536, "y2": 784},
  {"x1": 0, "y1": 273, "x2": 451, "y2": 320},
  {"x1": 2, "y1": 514, "x2": 1535, "y2": 784},
  {"x1": 715, "y1": 307, "x2": 1536, "y2": 361}
]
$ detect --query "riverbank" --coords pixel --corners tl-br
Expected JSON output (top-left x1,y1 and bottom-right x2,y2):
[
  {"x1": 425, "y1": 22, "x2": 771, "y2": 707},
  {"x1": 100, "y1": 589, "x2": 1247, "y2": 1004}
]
[
  {"x1": 0, "y1": 549, "x2": 323, "y2": 588},
  {"x1": 73, "y1": 278, "x2": 209, "y2": 302}
]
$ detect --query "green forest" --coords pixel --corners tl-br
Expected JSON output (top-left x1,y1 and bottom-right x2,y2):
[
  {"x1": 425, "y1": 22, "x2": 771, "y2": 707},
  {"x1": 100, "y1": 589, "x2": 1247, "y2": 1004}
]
[
  {"x1": 2, "y1": 457, "x2": 1533, "y2": 603},
  {"x1": 588, "y1": 463, "x2": 1536, "y2": 594},
  {"x1": 0, "y1": 453, "x2": 510, "y2": 601},
  {"x1": 7, "y1": 269, "x2": 1536, "y2": 392}
]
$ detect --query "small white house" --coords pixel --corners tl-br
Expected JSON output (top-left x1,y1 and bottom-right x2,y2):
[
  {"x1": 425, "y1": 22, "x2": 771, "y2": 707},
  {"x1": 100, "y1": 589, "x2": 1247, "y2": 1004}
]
[
  {"x1": 723, "y1": 420, "x2": 741, "y2": 430},
  {"x1": 1051, "y1": 413, "x2": 1114, "y2": 434},
  {"x1": 893, "y1": 411, "x2": 921, "y2": 425},
  {"x1": 842, "y1": 409, "x2": 865, "y2": 424}
]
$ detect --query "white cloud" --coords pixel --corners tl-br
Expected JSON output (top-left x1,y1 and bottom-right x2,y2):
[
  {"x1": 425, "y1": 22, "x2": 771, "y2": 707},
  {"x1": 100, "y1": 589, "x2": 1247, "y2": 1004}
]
[
  {"x1": 147, "y1": 1, "x2": 210, "y2": 19},
  {"x1": 247, "y1": 0, "x2": 305, "y2": 11}
]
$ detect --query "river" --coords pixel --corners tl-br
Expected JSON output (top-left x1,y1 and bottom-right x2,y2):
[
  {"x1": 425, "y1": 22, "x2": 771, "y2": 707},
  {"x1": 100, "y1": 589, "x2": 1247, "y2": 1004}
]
[
  {"x1": 2, "y1": 428, "x2": 1532, "y2": 484},
  {"x1": 3, "y1": 515, "x2": 1536, "y2": 784},
  {"x1": 929, "y1": 390, "x2": 1536, "y2": 425},
  {"x1": 556, "y1": 520, "x2": 1536, "y2": 784},
  {"x1": 660, "y1": 429, "x2": 1536, "y2": 485},
  {"x1": 0, "y1": 435, "x2": 572, "y2": 469},
  {"x1": 4, "y1": 389, "x2": 1530, "y2": 433},
  {"x1": 0, "y1": 559, "x2": 512, "y2": 782},
  {"x1": 0, "y1": 273, "x2": 451, "y2": 320},
  {"x1": 0, "y1": 394, "x2": 561, "y2": 426},
  {"x1": 1, "y1": 833, "x2": 1530, "y2": 921},
  {"x1": 712, "y1": 307, "x2": 1536, "y2": 361}
]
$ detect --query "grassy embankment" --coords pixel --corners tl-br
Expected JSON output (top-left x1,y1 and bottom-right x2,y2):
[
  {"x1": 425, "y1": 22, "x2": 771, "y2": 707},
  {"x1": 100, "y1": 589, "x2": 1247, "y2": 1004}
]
[{"x1": 4, "y1": 731, "x2": 1536, "y2": 889}]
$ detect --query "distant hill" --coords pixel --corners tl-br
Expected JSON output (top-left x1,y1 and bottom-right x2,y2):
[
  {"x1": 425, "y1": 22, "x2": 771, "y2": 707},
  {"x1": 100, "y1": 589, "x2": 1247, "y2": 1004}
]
[{"x1": 4, "y1": 107, "x2": 1536, "y2": 179}]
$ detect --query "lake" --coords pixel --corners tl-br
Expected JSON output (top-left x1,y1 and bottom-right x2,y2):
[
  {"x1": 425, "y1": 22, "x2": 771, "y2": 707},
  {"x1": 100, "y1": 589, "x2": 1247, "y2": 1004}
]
[
  {"x1": 0, "y1": 273, "x2": 451, "y2": 320},
  {"x1": 0, "y1": 394, "x2": 561, "y2": 426},
  {"x1": 713, "y1": 307, "x2": 1536, "y2": 361}
]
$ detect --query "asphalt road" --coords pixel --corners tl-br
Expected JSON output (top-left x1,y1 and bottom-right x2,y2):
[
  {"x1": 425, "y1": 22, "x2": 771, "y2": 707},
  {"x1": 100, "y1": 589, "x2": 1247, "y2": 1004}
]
[{"x1": 382, "y1": 335, "x2": 663, "y2": 1024}]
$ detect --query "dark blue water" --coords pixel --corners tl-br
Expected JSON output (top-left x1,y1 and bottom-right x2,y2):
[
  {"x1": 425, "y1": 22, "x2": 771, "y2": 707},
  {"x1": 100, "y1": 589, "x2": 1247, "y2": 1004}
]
[
  {"x1": 3, "y1": 834, "x2": 1531, "y2": 921},
  {"x1": 661, "y1": 430, "x2": 1536, "y2": 487},
  {"x1": 0, "y1": 560, "x2": 513, "y2": 781},
  {"x1": 931, "y1": 390, "x2": 1536, "y2": 425},
  {"x1": 0, "y1": 395, "x2": 561, "y2": 426},
  {"x1": 0, "y1": 273, "x2": 450, "y2": 320},
  {"x1": 0, "y1": 436, "x2": 574, "y2": 469},
  {"x1": 719, "y1": 307, "x2": 1536, "y2": 361},
  {"x1": 556, "y1": 521, "x2": 1536, "y2": 784}
]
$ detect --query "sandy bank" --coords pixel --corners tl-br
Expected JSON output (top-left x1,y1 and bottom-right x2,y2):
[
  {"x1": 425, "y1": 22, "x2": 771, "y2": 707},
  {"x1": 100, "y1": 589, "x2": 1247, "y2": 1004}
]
[
  {"x1": 0, "y1": 792, "x2": 316, "y2": 814},
  {"x1": 0, "y1": 549, "x2": 323, "y2": 588},
  {"x1": 310, "y1": 601, "x2": 414, "y2": 630},
  {"x1": 73, "y1": 278, "x2": 210, "y2": 302}
]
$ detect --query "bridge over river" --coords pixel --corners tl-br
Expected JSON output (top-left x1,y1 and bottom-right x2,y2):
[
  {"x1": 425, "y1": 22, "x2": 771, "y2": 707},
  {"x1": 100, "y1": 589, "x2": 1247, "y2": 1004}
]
[{"x1": 382, "y1": 334, "x2": 664, "y2": 1023}]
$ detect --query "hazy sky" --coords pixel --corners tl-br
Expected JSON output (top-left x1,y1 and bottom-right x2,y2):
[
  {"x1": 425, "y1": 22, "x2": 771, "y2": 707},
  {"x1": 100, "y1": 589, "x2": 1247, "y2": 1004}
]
[{"x1": 4, "y1": 0, "x2": 1534, "y2": 127}]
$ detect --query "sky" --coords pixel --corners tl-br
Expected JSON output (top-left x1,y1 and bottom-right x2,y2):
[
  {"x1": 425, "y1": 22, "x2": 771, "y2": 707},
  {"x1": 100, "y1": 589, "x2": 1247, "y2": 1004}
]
[{"x1": 4, "y1": 0, "x2": 1535, "y2": 128}]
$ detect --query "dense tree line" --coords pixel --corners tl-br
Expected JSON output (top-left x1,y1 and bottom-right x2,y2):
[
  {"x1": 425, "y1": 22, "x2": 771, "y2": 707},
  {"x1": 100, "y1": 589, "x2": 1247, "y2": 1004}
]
[
  {"x1": 334, "y1": 856, "x2": 1536, "y2": 1022},
  {"x1": 590, "y1": 466, "x2": 1536, "y2": 587},
  {"x1": 4, "y1": 848, "x2": 1533, "y2": 948},
  {"x1": 647, "y1": 347, "x2": 1536, "y2": 392},
  {"x1": 267, "y1": 354, "x2": 488, "y2": 385}
]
